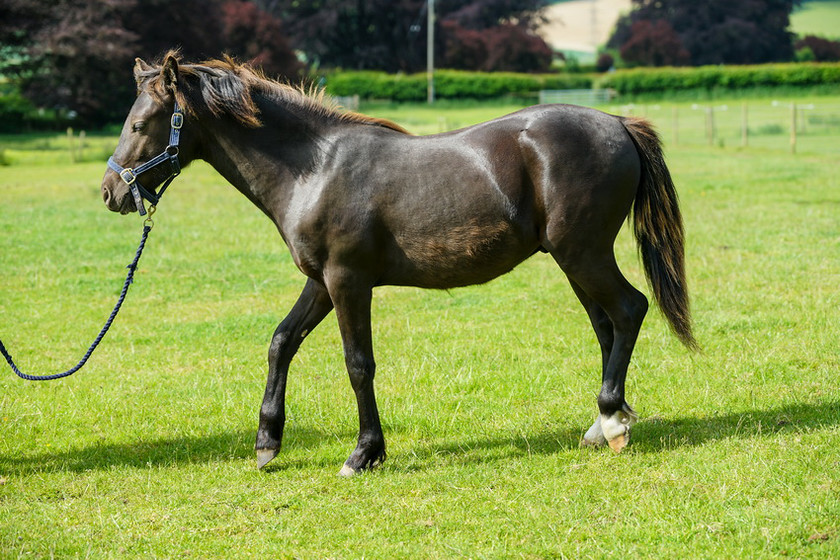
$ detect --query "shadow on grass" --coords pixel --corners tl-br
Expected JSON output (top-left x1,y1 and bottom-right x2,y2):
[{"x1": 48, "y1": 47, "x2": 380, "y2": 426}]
[
  {"x1": 2, "y1": 399, "x2": 838, "y2": 475},
  {"x1": 408, "y1": 399, "x2": 840, "y2": 467},
  {"x1": 0, "y1": 426, "x2": 354, "y2": 476}
]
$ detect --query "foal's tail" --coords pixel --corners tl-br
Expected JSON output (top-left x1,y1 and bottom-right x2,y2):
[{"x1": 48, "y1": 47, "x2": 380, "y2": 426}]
[{"x1": 621, "y1": 117, "x2": 699, "y2": 351}]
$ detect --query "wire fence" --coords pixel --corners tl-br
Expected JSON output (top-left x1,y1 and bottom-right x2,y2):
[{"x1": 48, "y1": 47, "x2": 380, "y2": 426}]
[
  {"x1": 600, "y1": 99, "x2": 840, "y2": 155},
  {"x1": 539, "y1": 89, "x2": 614, "y2": 106}
]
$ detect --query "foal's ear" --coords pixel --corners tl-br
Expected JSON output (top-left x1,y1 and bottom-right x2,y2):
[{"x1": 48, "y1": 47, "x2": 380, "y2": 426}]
[
  {"x1": 134, "y1": 58, "x2": 153, "y2": 78},
  {"x1": 161, "y1": 54, "x2": 180, "y2": 93}
]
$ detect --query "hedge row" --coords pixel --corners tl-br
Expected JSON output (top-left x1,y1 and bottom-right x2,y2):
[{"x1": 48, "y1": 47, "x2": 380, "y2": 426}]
[
  {"x1": 600, "y1": 63, "x2": 840, "y2": 94},
  {"x1": 324, "y1": 70, "x2": 593, "y2": 101},
  {"x1": 0, "y1": 82, "x2": 83, "y2": 131}
]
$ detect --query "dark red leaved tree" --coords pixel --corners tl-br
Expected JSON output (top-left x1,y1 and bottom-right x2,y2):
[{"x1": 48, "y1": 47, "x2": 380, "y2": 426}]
[
  {"x1": 620, "y1": 20, "x2": 690, "y2": 67},
  {"x1": 795, "y1": 35, "x2": 840, "y2": 62},
  {"x1": 609, "y1": 0, "x2": 801, "y2": 66}
]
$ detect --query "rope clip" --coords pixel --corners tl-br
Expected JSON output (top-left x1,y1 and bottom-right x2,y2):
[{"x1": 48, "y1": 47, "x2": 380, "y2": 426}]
[{"x1": 144, "y1": 205, "x2": 157, "y2": 229}]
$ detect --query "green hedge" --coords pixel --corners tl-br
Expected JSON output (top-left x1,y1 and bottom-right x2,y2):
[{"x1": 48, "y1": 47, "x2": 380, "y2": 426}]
[
  {"x1": 324, "y1": 70, "x2": 593, "y2": 101},
  {"x1": 0, "y1": 87, "x2": 38, "y2": 132},
  {"x1": 600, "y1": 63, "x2": 840, "y2": 95}
]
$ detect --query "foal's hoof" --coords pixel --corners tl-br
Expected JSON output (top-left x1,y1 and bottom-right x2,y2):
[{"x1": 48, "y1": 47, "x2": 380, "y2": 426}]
[
  {"x1": 608, "y1": 433, "x2": 630, "y2": 453},
  {"x1": 256, "y1": 448, "x2": 279, "y2": 470},
  {"x1": 581, "y1": 415, "x2": 607, "y2": 447},
  {"x1": 338, "y1": 457, "x2": 384, "y2": 477},
  {"x1": 600, "y1": 406, "x2": 638, "y2": 454},
  {"x1": 338, "y1": 448, "x2": 386, "y2": 477},
  {"x1": 338, "y1": 464, "x2": 358, "y2": 477}
]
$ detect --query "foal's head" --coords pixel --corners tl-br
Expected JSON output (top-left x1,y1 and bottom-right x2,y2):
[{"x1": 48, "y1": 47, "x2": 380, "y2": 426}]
[
  {"x1": 101, "y1": 54, "x2": 198, "y2": 214},
  {"x1": 102, "y1": 52, "x2": 409, "y2": 215}
]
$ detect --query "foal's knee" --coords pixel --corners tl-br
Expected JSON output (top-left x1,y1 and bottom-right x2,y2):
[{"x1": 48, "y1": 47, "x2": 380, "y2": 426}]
[
  {"x1": 268, "y1": 331, "x2": 287, "y2": 361},
  {"x1": 345, "y1": 352, "x2": 376, "y2": 387},
  {"x1": 268, "y1": 325, "x2": 304, "y2": 366}
]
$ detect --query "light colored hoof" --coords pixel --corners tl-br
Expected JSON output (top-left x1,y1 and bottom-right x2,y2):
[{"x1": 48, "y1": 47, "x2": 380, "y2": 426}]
[
  {"x1": 608, "y1": 432, "x2": 629, "y2": 453},
  {"x1": 600, "y1": 406, "x2": 638, "y2": 454},
  {"x1": 256, "y1": 448, "x2": 279, "y2": 470},
  {"x1": 581, "y1": 415, "x2": 607, "y2": 447},
  {"x1": 338, "y1": 464, "x2": 357, "y2": 477}
]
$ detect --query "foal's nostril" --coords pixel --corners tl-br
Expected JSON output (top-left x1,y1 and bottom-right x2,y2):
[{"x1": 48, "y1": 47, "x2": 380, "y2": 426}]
[{"x1": 102, "y1": 185, "x2": 112, "y2": 205}]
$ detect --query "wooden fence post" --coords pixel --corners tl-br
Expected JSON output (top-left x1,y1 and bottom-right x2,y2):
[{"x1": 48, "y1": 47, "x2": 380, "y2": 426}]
[
  {"x1": 705, "y1": 107, "x2": 715, "y2": 146},
  {"x1": 741, "y1": 102, "x2": 748, "y2": 147},
  {"x1": 67, "y1": 127, "x2": 76, "y2": 163},
  {"x1": 672, "y1": 106, "x2": 679, "y2": 146}
]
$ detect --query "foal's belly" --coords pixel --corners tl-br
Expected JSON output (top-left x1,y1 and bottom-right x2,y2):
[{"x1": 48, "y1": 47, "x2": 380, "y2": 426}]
[{"x1": 380, "y1": 218, "x2": 537, "y2": 289}]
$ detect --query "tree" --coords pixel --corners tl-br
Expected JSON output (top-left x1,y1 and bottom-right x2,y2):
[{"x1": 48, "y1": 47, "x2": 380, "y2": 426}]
[
  {"x1": 219, "y1": 0, "x2": 304, "y2": 78},
  {"x1": 0, "y1": 0, "x2": 302, "y2": 126},
  {"x1": 439, "y1": 0, "x2": 548, "y2": 30},
  {"x1": 3, "y1": 0, "x2": 139, "y2": 125},
  {"x1": 269, "y1": 0, "x2": 552, "y2": 73},
  {"x1": 609, "y1": 0, "x2": 802, "y2": 66},
  {"x1": 479, "y1": 23, "x2": 552, "y2": 73},
  {"x1": 620, "y1": 20, "x2": 690, "y2": 67},
  {"x1": 795, "y1": 35, "x2": 840, "y2": 62}
]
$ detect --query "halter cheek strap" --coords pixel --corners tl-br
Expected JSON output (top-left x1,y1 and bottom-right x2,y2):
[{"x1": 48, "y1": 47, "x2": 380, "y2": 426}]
[{"x1": 107, "y1": 101, "x2": 184, "y2": 216}]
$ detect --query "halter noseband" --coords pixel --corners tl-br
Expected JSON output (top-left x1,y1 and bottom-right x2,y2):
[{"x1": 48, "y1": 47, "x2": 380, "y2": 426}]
[{"x1": 107, "y1": 101, "x2": 184, "y2": 216}]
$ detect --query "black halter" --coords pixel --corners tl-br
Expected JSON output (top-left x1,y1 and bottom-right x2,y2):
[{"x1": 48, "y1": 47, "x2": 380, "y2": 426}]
[{"x1": 107, "y1": 101, "x2": 184, "y2": 216}]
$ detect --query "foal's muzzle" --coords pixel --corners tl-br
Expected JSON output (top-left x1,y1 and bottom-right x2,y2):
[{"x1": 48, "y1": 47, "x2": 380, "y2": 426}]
[{"x1": 105, "y1": 102, "x2": 184, "y2": 216}]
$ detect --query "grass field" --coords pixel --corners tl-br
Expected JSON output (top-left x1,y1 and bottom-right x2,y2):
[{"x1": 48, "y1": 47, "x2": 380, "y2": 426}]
[{"x1": 1, "y1": 98, "x2": 839, "y2": 558}]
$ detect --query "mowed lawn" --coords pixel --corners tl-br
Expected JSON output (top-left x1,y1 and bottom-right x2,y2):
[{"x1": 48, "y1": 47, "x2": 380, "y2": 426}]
[{"x1": 1, "y1": 101, "x2": 839, "y2": 558}]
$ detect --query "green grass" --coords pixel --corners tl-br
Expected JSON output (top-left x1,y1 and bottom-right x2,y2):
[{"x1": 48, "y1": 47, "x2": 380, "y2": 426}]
[
  {"x1": 1, "y1": 100, "x2": 839, "y2": 558},
  {"x1": 792, "y1": 0, "x2": 840, "y2": 39}
]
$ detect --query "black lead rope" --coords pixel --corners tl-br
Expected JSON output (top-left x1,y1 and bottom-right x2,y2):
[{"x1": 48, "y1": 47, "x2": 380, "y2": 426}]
[
  {"x1": 2, "y1": 101, "x2": 182, "y2": 381},
  {"x1": 0, "y1": 221, "x2": 153, "y2": 381}
]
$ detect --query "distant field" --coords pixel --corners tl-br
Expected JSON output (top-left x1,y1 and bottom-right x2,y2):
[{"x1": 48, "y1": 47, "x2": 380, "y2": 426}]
[
  {"x1": 542, "y1": 0, "x2": 840, "y2": 53},
  {"x1": 791, "y1": 0, "x2": 840, "y2": 38}
]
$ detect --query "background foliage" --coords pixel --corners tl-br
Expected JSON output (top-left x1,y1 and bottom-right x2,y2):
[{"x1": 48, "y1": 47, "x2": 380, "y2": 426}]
[
  {"x1": 0, "y1": 0, "x2": 301, "y2": 126},
  {"x1": 600, "y1": 62, "x2": 840, "y2": 95},
  {"x1": 261, "y1": 0, "x2": 551, "y2": 73},
  {"x1": 608, "y1": 0, "x2": 803, "y2": 67},
  {"x1": 325, "y1": 69, "x2": 592, "y2": 101},
  {"x1": 0, "y1": 0, "x2": 553, "y2": 127},
  {"x1": 1, "y1": 1, "x2": 839, "y2": 128}
]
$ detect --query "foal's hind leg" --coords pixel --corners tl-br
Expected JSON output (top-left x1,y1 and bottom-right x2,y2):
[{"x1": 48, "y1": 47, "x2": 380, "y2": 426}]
[
  {"x1": 556, "y1": 255, "x2": 648, "y2": 452},
  {"x1": 568, "y1": 280, "x2": 613, "y2": 447},
  {"x1": 256, "y1": 278, "x2": 333, "y2": 469}
]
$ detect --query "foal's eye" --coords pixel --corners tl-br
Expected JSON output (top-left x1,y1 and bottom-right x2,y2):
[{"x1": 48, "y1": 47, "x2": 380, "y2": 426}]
[{"x1": 132, "y1": 121, "x2": 146, "y2": 132}]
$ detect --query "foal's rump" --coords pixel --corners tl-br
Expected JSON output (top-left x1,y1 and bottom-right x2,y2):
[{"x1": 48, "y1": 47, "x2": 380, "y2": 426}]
[{"x1": 519, "y1": 105, "x2": 643, "y2": 254}]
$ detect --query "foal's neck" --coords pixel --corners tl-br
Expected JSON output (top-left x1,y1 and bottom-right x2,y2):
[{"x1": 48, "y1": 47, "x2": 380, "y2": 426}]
[{"x1": 199, "y1": 96, "x2": 331, "y2": 219}]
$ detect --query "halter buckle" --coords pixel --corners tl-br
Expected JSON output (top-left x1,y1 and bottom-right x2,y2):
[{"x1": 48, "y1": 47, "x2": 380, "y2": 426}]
[
  {"x1": 171, "y1": 112, "x2": 184, "y2": 129},
  {"x1": 119, "y1": 168, "x2": 137, "y2": 185}
]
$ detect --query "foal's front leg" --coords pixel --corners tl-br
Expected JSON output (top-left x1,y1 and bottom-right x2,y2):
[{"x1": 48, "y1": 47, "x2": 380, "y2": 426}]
[
  {"x1": 325, "y1": 274, "x2": 385, "y2": 476},
  {"x1": 256, "y1": 278, "x2": 333, "y2": 469}
]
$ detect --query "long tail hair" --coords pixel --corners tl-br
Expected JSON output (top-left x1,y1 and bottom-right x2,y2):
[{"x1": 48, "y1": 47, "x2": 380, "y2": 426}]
[{"x1": 622, "y1": 117, "x2": 699, "y2": 351}]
